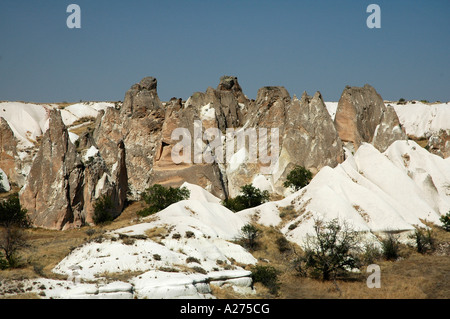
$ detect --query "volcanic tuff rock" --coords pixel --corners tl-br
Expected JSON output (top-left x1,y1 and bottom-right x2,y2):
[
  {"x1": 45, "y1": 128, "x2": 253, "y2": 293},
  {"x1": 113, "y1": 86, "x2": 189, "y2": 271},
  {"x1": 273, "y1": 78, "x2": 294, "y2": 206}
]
[
  {"x1": 0, "y1": 118, "x2": 21, "y2": 186},
  {"x1": 427, "y1": 130, "x2": 450, "y2": 159},
  {"x1": 94, "y1": 77, "x2": 165, "y2": 199},
  {"x1": 273, "y1": 91, "x2": 344, "y2": 189},
  {"x1": 19, "y1": 109, "x2": 127, "y2": 230},
  {"x1": 11, "y1": 76, "x2": 420, "y2": 229},
  {"x1": 334, "y1": 84, "x2": 407, "y2": 152}
]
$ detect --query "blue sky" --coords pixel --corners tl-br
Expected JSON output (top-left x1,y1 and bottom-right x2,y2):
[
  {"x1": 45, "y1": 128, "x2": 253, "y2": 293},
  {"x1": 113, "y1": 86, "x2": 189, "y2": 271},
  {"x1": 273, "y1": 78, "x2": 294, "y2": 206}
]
[{"x1": 0, "y1": 0, "x2": 449, "y2": 103}]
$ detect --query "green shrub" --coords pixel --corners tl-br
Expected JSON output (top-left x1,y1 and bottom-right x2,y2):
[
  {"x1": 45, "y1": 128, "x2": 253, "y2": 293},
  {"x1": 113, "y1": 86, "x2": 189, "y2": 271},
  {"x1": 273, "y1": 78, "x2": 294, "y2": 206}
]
[
  {"x1": 381, "y1": 233, "x2": 401, "y2": 261},
  {"x1": 293, "y1": 219, "x2": 361, "y2": 281},
  {"x1": 137, "y1": 184, "x2": 190, "y2": 217},
  {"x1": 410, "y1": 227, "x2": 435, "y2": 254},
  {"x1": 0, "y1": 193, "x2": 30, "y2": 228},
  {"x1": 238, "y1": 224, "x2": 261, "y2": 251},
  {"x1": 440, "y1": 212, "x2": 450, "y2": 232},
  {"x1": 222, "y1": 184, "x2": 269, "y2": 212},
  {"x1": 283, "y1": 165, "x2": 313, "y2": 191},
  {"x1": 251, "y1": 265, "x2": 280, "y2": 295},
  {"x1": 275, "y1": 236, "x2": 291, "y2": 253},
  {"x1": 92, "y1": 195, "x2": 115, "y2": 225}
]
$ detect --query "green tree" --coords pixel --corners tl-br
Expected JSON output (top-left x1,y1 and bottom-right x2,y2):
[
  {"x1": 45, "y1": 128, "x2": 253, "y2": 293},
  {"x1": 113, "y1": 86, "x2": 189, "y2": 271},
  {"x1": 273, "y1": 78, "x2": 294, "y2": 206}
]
[
  {"x1": 283, "y1": 165, "x2": 313, "y2": 191},
  {"x1": 222, "y1": 184, "x2": 270, "y2": 212},
  {"x1": 0, "y1": 193, "x2": 29, "y2": 269},
  {"x1": 137, "y1": 184, "x2": 190, "y2": 217},
  {"x1": 0, "y1": 193, "x2": 30, "y2": 228}
]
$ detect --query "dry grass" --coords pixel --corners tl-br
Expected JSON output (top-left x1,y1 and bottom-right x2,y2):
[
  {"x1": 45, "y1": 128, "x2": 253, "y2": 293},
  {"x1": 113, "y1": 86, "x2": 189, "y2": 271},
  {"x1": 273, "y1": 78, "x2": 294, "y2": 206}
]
[
  {"x1": 1, "y1": 199, "x2": 449, "y2": 299},
  {"x1": 230, "y1": 223, "x2": 450, "y2": 299}
]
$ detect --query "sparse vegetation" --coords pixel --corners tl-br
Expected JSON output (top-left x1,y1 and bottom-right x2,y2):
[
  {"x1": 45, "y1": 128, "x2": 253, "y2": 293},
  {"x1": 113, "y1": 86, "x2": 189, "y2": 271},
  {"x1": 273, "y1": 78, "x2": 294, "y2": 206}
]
[
  {"x1": 92, "y1": 195, "x2": 115, "y2": 225},
  {"x1": 410, "y1": 227, "x2": 435, "y2": 254},
  {"x1": 0, "y1": 193, "x2": 30, "y2": 269},
  {"x1": 222, "y1": 184, "x2": 270, "y2": 212},
  {"x1": 440, "y1": 211, "x2": 450, "y2": 232},
  {"x1": 137, "y1": 184, "x2": 190, "y2": 217},
  {"x1": 380, "y1": 233, "x2": 401, "y2": 261},
  {"x1": 251, "y1": 265, "x2": 280, "y2": 295},
  {"x1": 237, "y1": 223, "x2": 261, "y2": 251},
  {"x1": 283, "y1": 165, "x2": 313, "y2": 191},
  {"x1": 293, "y1": 218, "x2": 361, "y2": 281}
]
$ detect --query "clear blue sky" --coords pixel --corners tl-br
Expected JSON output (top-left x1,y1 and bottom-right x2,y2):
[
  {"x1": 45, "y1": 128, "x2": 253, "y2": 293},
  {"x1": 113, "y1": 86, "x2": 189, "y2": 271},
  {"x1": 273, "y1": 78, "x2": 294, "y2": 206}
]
[{"x1": 0, "y1": 0, "x2": 449, "y2": 103}]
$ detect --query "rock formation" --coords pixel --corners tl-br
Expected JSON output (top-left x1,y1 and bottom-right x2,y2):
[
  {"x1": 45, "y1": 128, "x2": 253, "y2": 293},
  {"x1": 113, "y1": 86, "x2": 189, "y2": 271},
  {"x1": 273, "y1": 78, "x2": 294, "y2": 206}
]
[
  {"x1": 0, "y1": 118, "x2": 21, "y2": 187},
  {"x1": 334, "y1": 84, "x2": 407, "y2": 152},
  {"x1": 9, "y1": 77, "x2": 420, "y2": 229},
  {"x1": 94, "y1": 77, "x2": 165, "y2": 199},
  {"x1": 427, "y1": 130, "x2": 450, "y2": 158},
  {"x1": 20, "y1": 109, "x2": 127, "y2": 230},
  {"x1": 274, "y1": 91, "x2": 344, "y2": 188}
]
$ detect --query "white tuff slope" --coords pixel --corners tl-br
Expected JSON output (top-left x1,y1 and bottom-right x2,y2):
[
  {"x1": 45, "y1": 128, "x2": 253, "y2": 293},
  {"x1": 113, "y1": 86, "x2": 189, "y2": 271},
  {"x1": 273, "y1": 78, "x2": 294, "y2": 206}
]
[
  {"x1": 391, "y1": 101, "x2": 450, "y2": 139},
  {"x1": 0, "y1": 101, "x2": 114, "y2": 149},
  {"x1": 238, "y1": 141, "x2": 450, "y2": 245},
  {"x1": 48, "y1": 184, "x2": 256, "y2": 299}
]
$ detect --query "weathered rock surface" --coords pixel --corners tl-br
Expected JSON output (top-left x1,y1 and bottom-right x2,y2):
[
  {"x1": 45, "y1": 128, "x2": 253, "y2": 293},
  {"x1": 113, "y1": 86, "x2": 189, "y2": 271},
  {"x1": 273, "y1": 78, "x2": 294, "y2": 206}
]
[
  {"x1": 94, "y1": 77, "x2": 165, "y2": 199},
  {"x1": 427, "y1": 129, "x2": 450, "y2": 159},
  {"x1": 0, "y1": 118, "x2": 21, "y2": 186},
  {"x1": 273, "y1": 92, "x2": 344, "y2": 189},
  {"x1": 334, "y1": 84, "x2": 406, "y2": 152},
  {"x1": 20, "y1": 110, "x2": 127, "y2": 230}
]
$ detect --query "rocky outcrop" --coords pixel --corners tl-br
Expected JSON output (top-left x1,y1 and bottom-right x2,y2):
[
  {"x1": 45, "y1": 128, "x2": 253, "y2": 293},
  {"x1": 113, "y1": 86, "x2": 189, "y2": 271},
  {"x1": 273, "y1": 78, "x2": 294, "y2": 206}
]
[
  {"x1": 334, "y1": 84, "x2": 406, "y2": 152},
  {"x1": 20, "y1": 110, "x2": 127, "y2": 230},
  {"x1": 94, "y1": 77, "x2": 165, "y2": 199},
  {"x1": 427, "y1": 130, "x2": 450, "y2": 159},
  {"x1": 20, "y1": 109, "x2": 84, "y2": 229},
  {"x1": 372, "y1": 104, "x2": 408, "y2": 152},
  {"x1": 272, "y1": 91, "x2": 344, "y2": 190},
  {"x1": 0, "y1": 118, "x2": 21, "y2": 186}
]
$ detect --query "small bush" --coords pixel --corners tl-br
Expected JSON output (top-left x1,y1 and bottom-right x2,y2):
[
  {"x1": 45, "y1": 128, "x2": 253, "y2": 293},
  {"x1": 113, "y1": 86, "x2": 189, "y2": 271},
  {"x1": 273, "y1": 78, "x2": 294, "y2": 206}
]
[
  {"x1": 153, "y1": 254, "x2": 161, "y2": 261},
  {"x1": 293, "y1": 218, "x2": 361, "y2": 281},
  {"x1": 237, "y1": 224, "x2": 260, "y2": 251},
  {"x1": 137, "y1": 184, "x2": 190, "y2": 217},
  {"x1": 92, "y1": 195, "x2": 115, "y2": 225},
  {"x1": 185, "y1": 231, "x2": 195, "y2": 239},
  {"x1": 361, "y1": 242, "x2": 382, "y2": 265},
  {"x1": 283, "y1": 165, "x2": 313, "y2": 191},
  {"x1": 0, "y1": 193, "x2": 30, "y2": 228},
  {"x1": 275, "y1": 236, "x2": 291, "y2": 253},
  {"x1": 251, "y1": 265, "x2": 280, "y2": 295},
  {"x1": 222, "y1": 184, "x2": 270, "y2": 212},
  {"x1": 410, "y1": 227, "x2": 435, "y2": 254},
  {"x1": 440, "y1": 212, "x2": 450, "y2": 232},
  {"x1": 186, "y1": 256, "x2": 201, "y2": 264},
  {"x1": 381, "y1": 233, "x2": 401, "y2": 261}
]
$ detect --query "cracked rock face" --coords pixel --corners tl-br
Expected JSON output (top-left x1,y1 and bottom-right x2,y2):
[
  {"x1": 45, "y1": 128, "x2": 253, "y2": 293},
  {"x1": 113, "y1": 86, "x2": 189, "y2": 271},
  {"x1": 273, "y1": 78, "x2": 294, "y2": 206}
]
[
  {"x1": 94, "y1": 77, "x2": 165, "y2": 199},
  {"x1": 334, "y1": 84, "x2": 407, "y2": 152},
  {"x1": 20, "y1": 110, "x2": 127, "y2": 230},
  {"x1": 20, "y1": 109, "x2": 84, "y2": 230}
]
